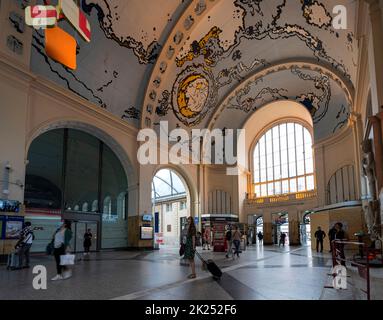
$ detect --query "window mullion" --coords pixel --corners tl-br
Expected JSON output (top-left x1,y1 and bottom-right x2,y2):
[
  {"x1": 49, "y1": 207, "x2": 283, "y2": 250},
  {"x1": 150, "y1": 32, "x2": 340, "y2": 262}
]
[
  {"x1": 265, "y1": 134, "x2": 268, "y2": 196},
  {"x1": 303, "y1": 126, "x2": 307, "y2": 182},
  {"x1": 271, "y1": 128, "x2": 274, "y2": 196},
  {"x1": 294, "y1": 123, "x2": 298, "y2": 192},
  {"x1": 286, "y1": 124, "x2": 290, "y2": 193},
  {"x1": 279, "y1": 124, "x2": 282, "y2": 194}
]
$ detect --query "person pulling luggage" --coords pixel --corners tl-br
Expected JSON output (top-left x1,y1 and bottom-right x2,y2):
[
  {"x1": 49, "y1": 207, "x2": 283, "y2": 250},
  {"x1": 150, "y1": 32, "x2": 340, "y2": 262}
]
[
  {"x1": 184, "y1": 216, "x2": 197, "y2": 279},
  {"x1": 11, "y1": 222, "x2": 35, "y2": 270}
]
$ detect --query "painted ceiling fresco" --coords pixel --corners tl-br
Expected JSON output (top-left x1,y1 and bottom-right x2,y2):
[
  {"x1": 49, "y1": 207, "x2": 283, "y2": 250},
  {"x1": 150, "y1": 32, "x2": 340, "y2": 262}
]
[
  {"x1": 30, "y1": 0, "x2": 357, "y2": 141},
  {"x1": 30, "y1": 0, "x2": 190, "y2": 126},
  {"x1": 152, "y1": 0, "x2": 357, "y2": 140}
]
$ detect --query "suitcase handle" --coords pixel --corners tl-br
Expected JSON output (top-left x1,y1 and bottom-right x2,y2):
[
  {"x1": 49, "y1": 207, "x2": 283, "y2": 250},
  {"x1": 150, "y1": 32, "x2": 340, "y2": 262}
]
[{"x1": 194, "y1": 250, "x2": 207, "y2": 264}]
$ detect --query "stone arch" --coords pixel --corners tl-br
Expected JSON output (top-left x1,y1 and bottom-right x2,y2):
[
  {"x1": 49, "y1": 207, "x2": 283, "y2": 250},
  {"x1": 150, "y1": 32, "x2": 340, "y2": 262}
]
[
  {"x1": 26, "y1": 119, "x2": 137, "y2": 187},
  {"x1": 207, "y1": 60, "x2": 354, "y2": 131},
  {"x1": 151, "y1": 164, "x2": 198, "y2": 218}
]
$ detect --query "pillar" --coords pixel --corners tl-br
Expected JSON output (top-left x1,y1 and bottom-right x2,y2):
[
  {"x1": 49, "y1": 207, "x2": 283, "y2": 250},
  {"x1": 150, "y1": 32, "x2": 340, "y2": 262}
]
[
  {"x1": 262, "y1": 210, "x2": 273, "y2": 245},
  {"x1": 288, "y1": 208, "x2": 300, "y2": 245},
  {"x1": 369, "y1": 115, "x2": 383, "y2": 192},
  {"x1": 366, "y1": 0, "x2": 383, "y2": 114}
]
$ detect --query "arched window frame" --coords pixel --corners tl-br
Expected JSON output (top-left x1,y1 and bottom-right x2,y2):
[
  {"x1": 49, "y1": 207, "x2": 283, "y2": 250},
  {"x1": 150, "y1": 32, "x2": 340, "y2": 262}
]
[{"x1": 251, "y1": 119, "x2": 315, "y2": 198}]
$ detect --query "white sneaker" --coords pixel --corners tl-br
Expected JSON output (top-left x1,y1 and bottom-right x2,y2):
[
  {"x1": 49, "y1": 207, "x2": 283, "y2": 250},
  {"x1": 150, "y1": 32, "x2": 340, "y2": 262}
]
[
  {"x1": 51, "y1": 274, "x2": 63, "y2": 281},
  {"x1": 62, "y1": 270, "x2": 72, "y2": 279}
]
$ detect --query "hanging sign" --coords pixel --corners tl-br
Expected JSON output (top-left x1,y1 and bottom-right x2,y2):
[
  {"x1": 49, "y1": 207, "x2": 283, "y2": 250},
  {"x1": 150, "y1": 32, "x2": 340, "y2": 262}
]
[
  {"x1": 60, "y1": 0, "x2": 91, "y2": 42},
  {"x1": 24, "y1": 1, "x2": 91, "y2": 70},
  {"x1": 25, "y1": 5, "x2": 58, "y2": 28}
]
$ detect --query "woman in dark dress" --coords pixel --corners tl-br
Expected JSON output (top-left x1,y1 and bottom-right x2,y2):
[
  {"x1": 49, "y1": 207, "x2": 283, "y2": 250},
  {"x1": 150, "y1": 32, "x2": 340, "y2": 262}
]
[
  {"x1": 83, "y1": 228, "x2": 92, "y2": 256},
  {"x1": 184, "y1": 216, "x2": 197, "y2": 279}
]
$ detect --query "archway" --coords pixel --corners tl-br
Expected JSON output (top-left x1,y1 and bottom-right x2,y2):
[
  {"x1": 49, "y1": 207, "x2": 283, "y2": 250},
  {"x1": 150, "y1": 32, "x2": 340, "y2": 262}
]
[
  {"x1": 300, "y1": 211, "x2": 312, "y2": 246},
  {"x1": 24, "y1": 127, "x2": 130, "y2": 252},
  {"x1": 272, "y1": 212, "x2": 289, "y2": 246},
  {"x1": 151, "y1": 168, "x2": 192, "y2": 248},
  {"x1": 255, "y1": 216, "x2": 264, "y2": 245}
]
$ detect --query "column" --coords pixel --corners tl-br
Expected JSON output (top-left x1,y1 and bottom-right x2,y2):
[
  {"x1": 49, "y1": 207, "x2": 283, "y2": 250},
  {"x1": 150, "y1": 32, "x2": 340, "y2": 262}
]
[
  {"x1": 349, "y1": 112, "x2": 363, "y2": 198},
  {"x1": 288, "y1": 208, "x2": 300, "y2": 245},
  {"x1": 262, "y1": 210, "x2": 273, "y2": 245},
  {"x1": 369, "y1": 116, "x2": 383, "y2": 192},
  {"x1": 366, "y1": 0, "x2": 383, "y2": 114}
]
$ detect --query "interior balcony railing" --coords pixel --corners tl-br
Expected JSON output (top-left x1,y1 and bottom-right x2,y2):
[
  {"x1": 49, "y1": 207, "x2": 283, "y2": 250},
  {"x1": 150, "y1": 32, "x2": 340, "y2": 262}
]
[{"x1": 245, "y1": 189, "x2": 317, "y2": 205}]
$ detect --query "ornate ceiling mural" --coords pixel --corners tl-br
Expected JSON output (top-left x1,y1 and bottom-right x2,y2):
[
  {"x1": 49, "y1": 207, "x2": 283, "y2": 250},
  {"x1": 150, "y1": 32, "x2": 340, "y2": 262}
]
[
  {"x1": 29, "y1": 0, "x2": 357, "y2": 141},
  {"x1": 150, "y1": 0, "x2": 357, "y2": 141},
  {"x1": 30, "y1": 0, "x2": 190, "y2": 126},
  {"x1": 213, "y1": 66, "x2": 351, "y2": 140}
]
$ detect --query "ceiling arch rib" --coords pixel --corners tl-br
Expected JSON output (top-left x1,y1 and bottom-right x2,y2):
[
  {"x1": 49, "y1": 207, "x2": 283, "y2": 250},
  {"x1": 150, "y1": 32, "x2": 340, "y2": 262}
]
[
  {"x1": 140, "y1": 0, "x2": 357, "y2": 142},
  {"x1": 140, "y1": 0, "x2": 222, "y2": 129},
  {"x1": 207, "y1": 59, "x2": 355, "y2": 138}
]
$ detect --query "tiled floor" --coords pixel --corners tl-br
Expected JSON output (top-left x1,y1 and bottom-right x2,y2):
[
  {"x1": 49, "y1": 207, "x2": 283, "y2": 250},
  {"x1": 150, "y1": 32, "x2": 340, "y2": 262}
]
[{"x1": 0, "y1": 244, "x2": 381, "y2": 300}]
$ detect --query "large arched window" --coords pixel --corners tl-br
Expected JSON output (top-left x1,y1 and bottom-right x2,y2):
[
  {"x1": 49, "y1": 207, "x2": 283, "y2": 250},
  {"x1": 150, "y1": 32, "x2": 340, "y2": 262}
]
[{"x1": 253, "y1": 122, "x2": 314, "y2": 197}]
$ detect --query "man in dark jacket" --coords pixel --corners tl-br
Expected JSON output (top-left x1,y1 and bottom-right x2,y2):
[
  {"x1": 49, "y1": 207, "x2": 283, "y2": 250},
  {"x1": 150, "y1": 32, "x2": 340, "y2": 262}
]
[
  {"x1": 328, "y1": 225, "x2": 337, "y2": 252},
  {"x1": 334, "y1": 222, "x2": 346, "y2": 266},
  {"x1": 314, "y1": 226, "x2": 326, "y2": 252}
]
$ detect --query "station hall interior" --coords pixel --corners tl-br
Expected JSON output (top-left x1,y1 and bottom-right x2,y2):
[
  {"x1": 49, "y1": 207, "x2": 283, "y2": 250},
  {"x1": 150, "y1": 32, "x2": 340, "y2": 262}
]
[{"x1": 1, "y1": 0, "x2": 383, "y2": 300}]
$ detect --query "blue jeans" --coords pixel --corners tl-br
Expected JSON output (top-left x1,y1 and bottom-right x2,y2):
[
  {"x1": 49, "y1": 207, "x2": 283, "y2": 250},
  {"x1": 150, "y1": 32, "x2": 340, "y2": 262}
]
[{"x1": 233, "y1": 240, "x2": 240, "y2": 256}]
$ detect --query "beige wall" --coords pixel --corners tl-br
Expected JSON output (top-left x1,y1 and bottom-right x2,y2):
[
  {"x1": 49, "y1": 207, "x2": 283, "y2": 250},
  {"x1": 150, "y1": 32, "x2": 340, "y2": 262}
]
[
  {"x1": 314, "y1": 125, "x2": 358, "y2": 207},
  {"x1": 310, "y1": 206, "x2": 366, "y2": 252},
  {"x1": 0, "y1": 68, "x2": 29, "y2": 201}
]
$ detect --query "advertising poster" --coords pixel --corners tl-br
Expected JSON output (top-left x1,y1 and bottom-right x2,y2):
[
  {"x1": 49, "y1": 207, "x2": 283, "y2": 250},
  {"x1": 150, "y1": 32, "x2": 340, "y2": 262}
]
[
  {"x1": 5, "y1": 216, "x2": 24, "y2": 239},
  {"x1": 140, "y1": 226, "x2": 153, "y2": 240}
]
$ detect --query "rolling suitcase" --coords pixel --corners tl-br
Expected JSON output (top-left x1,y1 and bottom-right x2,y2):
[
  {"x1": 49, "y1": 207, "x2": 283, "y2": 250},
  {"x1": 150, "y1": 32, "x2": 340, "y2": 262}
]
[
  {"x1": 195, "y1": 251, "x2": 222, "y2": 279},
  {"x1": 6, "y1": 251, "x2": 20, "y2": 270}
]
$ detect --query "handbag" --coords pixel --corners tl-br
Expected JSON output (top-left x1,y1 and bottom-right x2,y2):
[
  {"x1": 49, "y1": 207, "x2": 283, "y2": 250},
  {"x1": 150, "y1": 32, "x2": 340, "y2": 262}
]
[
  {"x1": 179, "y1": 243, "x2": 185, "y2": 256},
  {"x1": 60, "y1": 253, "x2": 75, "y2": 266},
  {"x1": 46, "y1": 241, "x2": 54, "y2": 255}
]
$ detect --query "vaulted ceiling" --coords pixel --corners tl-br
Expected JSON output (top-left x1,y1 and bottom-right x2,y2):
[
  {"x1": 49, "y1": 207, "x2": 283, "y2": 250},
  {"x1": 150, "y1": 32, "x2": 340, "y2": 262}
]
[{"x1": 31, "y1": 0, "x2": 358, "y2": 141}]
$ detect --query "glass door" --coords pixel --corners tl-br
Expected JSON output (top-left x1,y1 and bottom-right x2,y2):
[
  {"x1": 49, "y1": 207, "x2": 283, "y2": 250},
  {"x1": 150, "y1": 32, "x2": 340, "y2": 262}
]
[
  {"x1": 75, "y1": 222, "x2": 86, "y2": 252},
  {"x1": 67, "y1": 221, "x2": 99, "y2": 253}
]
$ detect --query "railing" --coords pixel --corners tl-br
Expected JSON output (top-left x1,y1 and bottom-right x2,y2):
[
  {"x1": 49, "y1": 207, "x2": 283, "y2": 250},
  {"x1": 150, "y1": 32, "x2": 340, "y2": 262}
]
[
  {"x1": 328, "y1": 240, "x2": 372, "y2": 300},
  {"x1": 246, "y1": 190, "x2": 317, "y2": 204}
]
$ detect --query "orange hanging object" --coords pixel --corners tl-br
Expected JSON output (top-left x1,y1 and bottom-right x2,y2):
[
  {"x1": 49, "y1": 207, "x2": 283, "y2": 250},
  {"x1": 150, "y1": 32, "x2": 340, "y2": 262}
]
[{"x1": 45, "y1": 26, "x2": 77, "y2": 70}]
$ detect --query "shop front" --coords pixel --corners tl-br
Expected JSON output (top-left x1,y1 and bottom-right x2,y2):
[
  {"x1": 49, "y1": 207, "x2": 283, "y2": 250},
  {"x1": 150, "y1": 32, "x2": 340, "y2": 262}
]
[{"x1": 201, "y1": 214, "x2": 239, "y2": 252}]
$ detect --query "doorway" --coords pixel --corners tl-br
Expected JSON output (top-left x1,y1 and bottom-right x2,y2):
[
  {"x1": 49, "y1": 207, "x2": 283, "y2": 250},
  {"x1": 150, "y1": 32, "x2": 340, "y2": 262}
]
[
  {"x1": 151, "y1": 169, "x2": 190, "y2": 247},
  {"x1": 300, "y1": 212, "x2": 311, "y2": 245},
  {"x1": 272, "y1": 212, "x2": 289, "y2": 246},
  {"x1": 69, "y1": 221, "x2": 98, "y2": 253}
]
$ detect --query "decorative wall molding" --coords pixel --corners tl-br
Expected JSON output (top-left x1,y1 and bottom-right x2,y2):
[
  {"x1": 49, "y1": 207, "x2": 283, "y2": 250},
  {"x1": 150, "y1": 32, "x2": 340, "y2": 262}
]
[{"x1": 140, "y1": 0, "x2": 221, "y2": 129}]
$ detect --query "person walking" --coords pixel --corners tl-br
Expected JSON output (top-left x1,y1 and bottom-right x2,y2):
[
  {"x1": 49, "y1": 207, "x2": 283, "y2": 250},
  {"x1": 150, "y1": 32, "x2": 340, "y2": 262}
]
[
  {"x1": 51, "y1": 220, "x2": 73, "y2": 281},
  {"x1": 279, "y1": 232, "x2": 287, "y2": 247},
  {"x1": 257, "y1": 231, "x2": 263, "y2": 244},
  {"x1": 328, "y1": 225, "x2": 337, "y2": 252},
  {"x1": 83, "y1": 228, "x2": 92, "y2": 257},
  {"x1": 314, "y1": 226, "x2": 326, "y2": 253},
  {"x1": 225, "y1": 226, "x2": 232, "y2": 258},
  {"x1": 184, "y1": 216, "x2": 197, "y2": 279},
  {"x1": 334, "y1": 222, "x2": 346, "y2": 266},
  {"x1": 15, "y1": 221, "x2": 34, "y2": 270},
  {"x1": 232, "y1": 225, "x2": 242, "y2": 258},
  {"x1": 203, "y1": 227, "x2": 211, "y2": 250}
]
